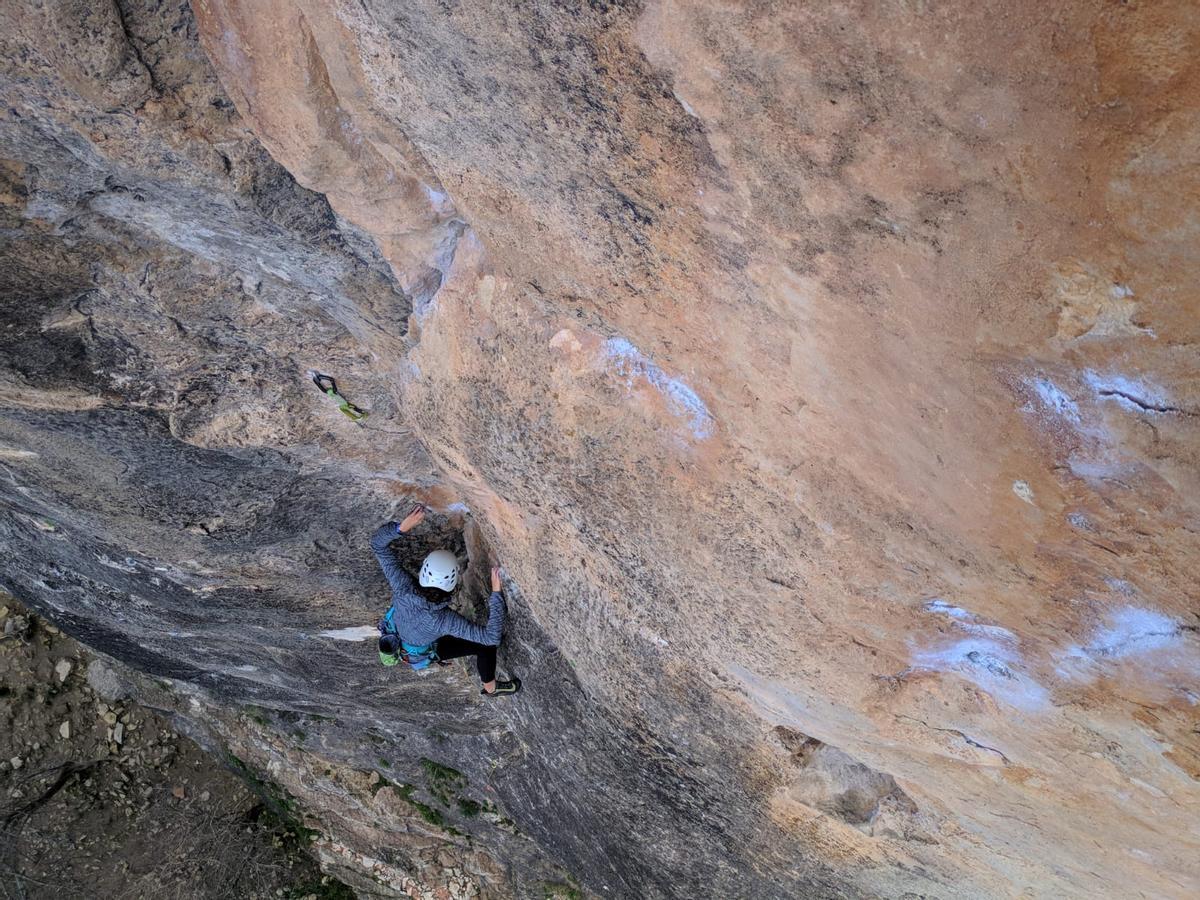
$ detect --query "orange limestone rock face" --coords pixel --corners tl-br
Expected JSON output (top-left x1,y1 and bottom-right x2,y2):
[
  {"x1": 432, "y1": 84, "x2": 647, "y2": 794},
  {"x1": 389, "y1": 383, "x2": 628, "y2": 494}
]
[{"x1": 1, "y1": 1, "x2": 1197, "y2": 897}]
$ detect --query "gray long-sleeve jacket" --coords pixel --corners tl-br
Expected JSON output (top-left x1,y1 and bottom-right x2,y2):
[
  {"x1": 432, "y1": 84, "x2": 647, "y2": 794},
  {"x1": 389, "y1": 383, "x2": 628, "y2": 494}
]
[{"x1": 370, "y1": 522, "x2": 506, "y2": 647}]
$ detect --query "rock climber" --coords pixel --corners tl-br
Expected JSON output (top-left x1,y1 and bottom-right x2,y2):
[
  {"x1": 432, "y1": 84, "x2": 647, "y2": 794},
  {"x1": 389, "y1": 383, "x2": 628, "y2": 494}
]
[{"x1": 371, "y1": 504, "x2": 520, "y2": 696}]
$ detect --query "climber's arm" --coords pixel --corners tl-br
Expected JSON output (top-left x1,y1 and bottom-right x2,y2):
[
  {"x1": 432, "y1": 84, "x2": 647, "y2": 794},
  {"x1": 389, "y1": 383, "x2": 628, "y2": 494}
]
[
  {"x1": 369, "y1": 505, "x2": 426, "y2": 595},
  {"x1": 434, "y1": 591, "x2": 506, "y2": 646}
]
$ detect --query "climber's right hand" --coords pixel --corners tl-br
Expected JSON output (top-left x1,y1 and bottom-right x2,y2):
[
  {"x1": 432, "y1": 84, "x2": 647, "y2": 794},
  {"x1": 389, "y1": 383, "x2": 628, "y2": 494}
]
[{"x1": 398, "y1": 504, "x2": 426, "y2": 533}]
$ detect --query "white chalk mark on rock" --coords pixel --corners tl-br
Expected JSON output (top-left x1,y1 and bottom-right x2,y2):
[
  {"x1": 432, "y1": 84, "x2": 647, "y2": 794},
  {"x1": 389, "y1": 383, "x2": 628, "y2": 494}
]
[
  {"x1": 602, "y1": 337, "x2": 715, "y2": 440},
  {"x1": 1056, "y1": 606, "x2": 1199, "y2": 691},
  {"x1": 1024, "y1": 376, "x2": 1081, "y2": 424},
  {"x1": 1083, "y1": 371, "x2": 1179, "y2": 415},
  {"x1": 1012, "y1": 480, "x2": 1035, "y2": 505},
  {"x1": 319, "y1": 625, "x2": 379, "y2": 642},
  {"x1": 924, "y1": 599, "x2": 1015, "y2": 641},
  {"x1": 1078, "y1": 607, "x2": 1183, "y2": 660},
  {"x1": 914, "y1": 640, "x2": 1049, "y2": 711}
]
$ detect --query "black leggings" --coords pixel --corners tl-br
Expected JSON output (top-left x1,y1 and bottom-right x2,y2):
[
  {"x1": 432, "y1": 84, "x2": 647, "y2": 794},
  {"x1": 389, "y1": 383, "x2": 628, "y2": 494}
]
[{"x1": 435, "y1": 636, "x2": 496, "y2": 683}]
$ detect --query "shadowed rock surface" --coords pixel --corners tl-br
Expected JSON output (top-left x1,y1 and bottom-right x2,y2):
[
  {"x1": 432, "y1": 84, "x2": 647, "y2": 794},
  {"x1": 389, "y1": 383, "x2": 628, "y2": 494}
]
[{"x1": 2, "y1": 1, "x2": 1198, "y2": 897}]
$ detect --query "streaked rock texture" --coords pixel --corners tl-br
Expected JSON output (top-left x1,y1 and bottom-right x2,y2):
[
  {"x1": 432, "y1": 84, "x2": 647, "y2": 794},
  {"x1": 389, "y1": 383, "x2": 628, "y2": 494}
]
[{"x1": 2, "y1": 1, "x2": 1198, "y2": 897}]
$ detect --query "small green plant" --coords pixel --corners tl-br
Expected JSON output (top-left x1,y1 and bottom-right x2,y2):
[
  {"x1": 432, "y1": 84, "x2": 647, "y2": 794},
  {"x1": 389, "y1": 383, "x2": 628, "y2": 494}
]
[
  {"x1": 419, "y1": 757, "x2": 465, "y2": 782},
  {"x1": 457, "y1": 797, "x2": 482, "y2": 817},
  {"x1": 420, "y1": 757, "x2": 467, "y2": 807},
  {"x1": 414, "y1": 757, "x2": 500, "y2": 826},
  {"x1": 226, "y1": 753, "x2": 319, "y2": 846},
  {"x1": 543, "y1": 882, "x2": 583, "y2": 900},
  {"x1": 393, "y1": 783, "x2": 463, "y2": 837},
  {"x1": 243, "y1": 706, "x2": 270, "y2": 727},
  {"x1": 285, "y1": 877, "x2": 355, "y2": 900}
]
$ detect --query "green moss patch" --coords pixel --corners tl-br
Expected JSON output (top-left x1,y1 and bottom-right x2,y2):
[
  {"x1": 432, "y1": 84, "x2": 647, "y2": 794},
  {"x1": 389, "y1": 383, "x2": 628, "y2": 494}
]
[
  {"x1": 226, "y1": 753, "x2": 320, "y2": 847},
  {"x1": 542, "y1": 882, "x2": 584, "y2": 900}
]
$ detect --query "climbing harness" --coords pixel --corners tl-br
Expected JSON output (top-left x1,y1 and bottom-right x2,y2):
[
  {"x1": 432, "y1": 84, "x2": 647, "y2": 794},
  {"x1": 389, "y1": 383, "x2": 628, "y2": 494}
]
[
  {"x1": 401, "y1": 640, "x2": 440, "y2": 671},
  {"x1": 378, "y1": 607, "x2": 441, "y2": 671},
  {"x1": 310, "y1": 371, "x2": 368, "y2": 423}
]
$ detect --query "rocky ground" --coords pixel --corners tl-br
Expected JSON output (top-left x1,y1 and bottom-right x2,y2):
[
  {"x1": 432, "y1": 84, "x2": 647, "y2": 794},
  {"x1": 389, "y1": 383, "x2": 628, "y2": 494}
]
[{"x1": 0, "y1": 594, "x2": 350, "y2": 900}]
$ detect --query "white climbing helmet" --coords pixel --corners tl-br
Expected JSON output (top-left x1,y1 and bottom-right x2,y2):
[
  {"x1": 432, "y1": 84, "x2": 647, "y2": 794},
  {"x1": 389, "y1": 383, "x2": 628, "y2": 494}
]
[{"x1": 419, "y1": 549, "x2": 459, "y2": 592}]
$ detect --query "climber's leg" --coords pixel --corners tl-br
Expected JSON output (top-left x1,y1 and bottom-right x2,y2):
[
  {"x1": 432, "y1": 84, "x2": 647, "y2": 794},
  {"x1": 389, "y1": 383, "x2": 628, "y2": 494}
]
[
  {"x1": 435, "y1": 635, "x2": 497, "y2": 683},
  {"x1": 434, "y1": 637, "x2": 519, "y2": 695}
]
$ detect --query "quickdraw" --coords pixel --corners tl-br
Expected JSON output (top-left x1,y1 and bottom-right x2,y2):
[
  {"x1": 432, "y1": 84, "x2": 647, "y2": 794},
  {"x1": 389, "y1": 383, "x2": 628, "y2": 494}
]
[{"x1": 310, "y1": 371, "x2": 368, "y2": 423}]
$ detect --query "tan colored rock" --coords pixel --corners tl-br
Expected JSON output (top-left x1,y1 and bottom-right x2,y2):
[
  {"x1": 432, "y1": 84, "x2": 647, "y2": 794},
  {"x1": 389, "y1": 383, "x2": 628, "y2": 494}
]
[
  {"x1": 188, "y1": 2, "x2": 1200, "y2": 895},
  {"x1": 192, "y1": 0, "x2": 463, "y2": 347}
]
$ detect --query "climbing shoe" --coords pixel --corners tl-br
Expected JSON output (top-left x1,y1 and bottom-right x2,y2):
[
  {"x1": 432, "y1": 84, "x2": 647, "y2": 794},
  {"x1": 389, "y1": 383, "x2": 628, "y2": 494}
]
[{"x1": 482, "y1": 677, "x2": 521, "y2": 697}]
